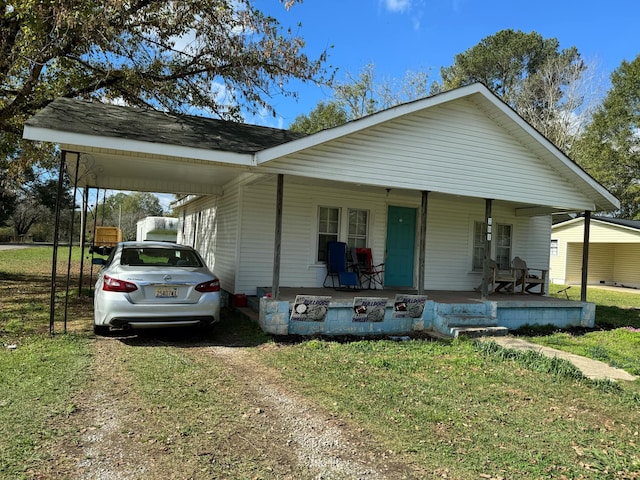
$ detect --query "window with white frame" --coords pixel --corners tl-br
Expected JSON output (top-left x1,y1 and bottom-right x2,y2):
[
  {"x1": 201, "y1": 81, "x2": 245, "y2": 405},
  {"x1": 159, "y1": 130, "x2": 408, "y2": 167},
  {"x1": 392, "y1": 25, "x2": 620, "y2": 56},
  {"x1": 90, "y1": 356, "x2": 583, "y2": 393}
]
[
  {"x1": 317, "y1": 206, "x2": 340, "y2": 262},
  {"x1": 317, "y1": 207, "x2": 369, "y2": 262},
  {"x1": 473, "y1": 221, "x2": 513, "y2": 271},
  {"x1": 550, "y1": 239, "x2": 559, "y2": 256},
  {"x1": 347, "y1": 209, "x2": 368, "y2": 248},
  {"x1": 472, "y1": 221, "x2": 486, "y2": 271},
  {"x1": 494, "y1": 224, "x2": 512, "y2": 270}
]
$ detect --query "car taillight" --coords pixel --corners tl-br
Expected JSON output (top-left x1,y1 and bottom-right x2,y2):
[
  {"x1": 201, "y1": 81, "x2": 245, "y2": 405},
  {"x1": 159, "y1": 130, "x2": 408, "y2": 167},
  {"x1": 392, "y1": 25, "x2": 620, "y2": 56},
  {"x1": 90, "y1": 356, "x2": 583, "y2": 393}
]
[
  {"x1": 195, "y1": 279, "x2": 220, "y2": 292},
  {"x1": 103, "y1": 275, "x2": 138, "y2": 293}
]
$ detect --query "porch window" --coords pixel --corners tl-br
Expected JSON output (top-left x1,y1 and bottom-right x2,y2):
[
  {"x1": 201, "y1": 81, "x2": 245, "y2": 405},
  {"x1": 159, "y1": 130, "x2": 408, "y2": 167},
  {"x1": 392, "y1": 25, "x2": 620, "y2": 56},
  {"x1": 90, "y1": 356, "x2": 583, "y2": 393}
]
[
  {"x1": 494, "y1": 224, "x2": 512, "y2": 270},
  {"x1": 472, "y1": 221, "x2": 512, "y2": 271},
  {"x1": 472, "y1": 221, "x2": 486, "y2": 271},
  {"x1": 318, "y1": 206, "x2": 340, "y2": 262},
  {"x1": 347, "y1": 209, "x2": 368, "y2": 249}
]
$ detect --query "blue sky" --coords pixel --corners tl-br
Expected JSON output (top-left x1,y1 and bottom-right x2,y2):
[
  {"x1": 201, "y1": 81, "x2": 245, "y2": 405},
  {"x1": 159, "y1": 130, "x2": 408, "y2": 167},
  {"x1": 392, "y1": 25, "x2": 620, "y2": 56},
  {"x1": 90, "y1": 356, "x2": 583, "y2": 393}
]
[{"x1": 251, "y1": 0, "x2": 639, "y2": 129}]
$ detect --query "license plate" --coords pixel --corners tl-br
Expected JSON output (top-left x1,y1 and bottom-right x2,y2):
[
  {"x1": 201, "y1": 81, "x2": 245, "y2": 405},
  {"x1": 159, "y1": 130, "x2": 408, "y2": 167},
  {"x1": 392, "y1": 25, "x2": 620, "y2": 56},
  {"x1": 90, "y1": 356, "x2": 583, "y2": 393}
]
[{"x1": 155, "y1": 287, "x2": 178, "y2": 298}]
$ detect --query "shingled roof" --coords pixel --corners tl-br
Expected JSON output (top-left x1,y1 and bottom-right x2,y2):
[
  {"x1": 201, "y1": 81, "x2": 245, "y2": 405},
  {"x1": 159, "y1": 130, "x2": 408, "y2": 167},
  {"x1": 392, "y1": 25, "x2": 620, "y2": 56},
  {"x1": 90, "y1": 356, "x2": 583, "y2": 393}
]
[
  {"x1": 25, "y1": 97, "x2": 307, "y2": 154},
  {"x1": 591, "y1": 215, "x2": 640, "y2": 230}
]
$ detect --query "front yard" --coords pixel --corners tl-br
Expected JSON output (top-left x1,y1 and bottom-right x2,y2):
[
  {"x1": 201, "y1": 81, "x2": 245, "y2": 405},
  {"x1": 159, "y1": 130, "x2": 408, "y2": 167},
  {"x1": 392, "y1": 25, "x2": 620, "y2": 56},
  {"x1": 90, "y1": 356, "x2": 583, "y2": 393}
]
[{"x1": 1, "y1": 246, "x2": 639, "y2": 479}]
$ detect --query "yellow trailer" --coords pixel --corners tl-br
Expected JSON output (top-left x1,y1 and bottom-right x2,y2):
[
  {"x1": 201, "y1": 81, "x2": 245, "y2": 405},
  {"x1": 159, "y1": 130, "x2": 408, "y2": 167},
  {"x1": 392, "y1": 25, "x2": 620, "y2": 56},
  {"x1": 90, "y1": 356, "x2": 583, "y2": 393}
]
[{"x1": 90, "y1": 226, "x2": 122, "y2": 255}]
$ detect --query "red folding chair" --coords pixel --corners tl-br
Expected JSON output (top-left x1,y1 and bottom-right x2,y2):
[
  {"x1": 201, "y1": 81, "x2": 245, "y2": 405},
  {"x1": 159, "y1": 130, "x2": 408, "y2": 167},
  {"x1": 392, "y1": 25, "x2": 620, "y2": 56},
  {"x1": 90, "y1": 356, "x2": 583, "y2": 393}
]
[{"x1": 354, "y1": 248, "x2": 384, "y2": 289}]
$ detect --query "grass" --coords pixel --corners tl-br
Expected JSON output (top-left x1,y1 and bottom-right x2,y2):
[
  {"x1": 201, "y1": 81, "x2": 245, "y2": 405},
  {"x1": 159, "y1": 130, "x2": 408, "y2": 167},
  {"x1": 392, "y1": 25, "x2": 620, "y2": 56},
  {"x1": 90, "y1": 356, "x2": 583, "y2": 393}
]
[
  {"x1": 548, "y1": 283, "x2": 640, "y2": 330},
  {"x1": 522, "y1": 283, "x2": 640, "y2": 376},
  {"x1": 1, "y1": 246, "x2": 640, "y2": 478},
  {"x1": 259, "y1": 337, "x2": 640, "y2": 479},
  {"x1": 0, "y1": 334, "x2": 93, "y2": 478}
]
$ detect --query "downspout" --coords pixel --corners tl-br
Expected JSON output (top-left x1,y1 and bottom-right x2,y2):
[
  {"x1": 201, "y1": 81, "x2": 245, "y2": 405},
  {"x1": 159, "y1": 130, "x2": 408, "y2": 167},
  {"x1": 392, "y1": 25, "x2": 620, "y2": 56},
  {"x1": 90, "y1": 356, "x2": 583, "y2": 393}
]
[
  {"x1": 581, "y1": 211, "x2": 591, "y2": 302},
  {"x1": 481, "y1": 199, "x2": 493, "y2": 300},
  {"x1": 417, "y1": 191, "x2": 429, "y2": 295},
  {"x1": 272, "y1": 174, "x2": 284, "y2": 300}
]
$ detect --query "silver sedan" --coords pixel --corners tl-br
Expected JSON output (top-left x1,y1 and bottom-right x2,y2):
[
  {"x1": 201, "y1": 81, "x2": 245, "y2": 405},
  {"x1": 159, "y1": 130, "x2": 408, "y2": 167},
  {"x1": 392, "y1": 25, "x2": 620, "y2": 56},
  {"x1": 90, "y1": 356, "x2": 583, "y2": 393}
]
[{"x1": 93, "y1": 242, "x2": 221, "y2": 335}]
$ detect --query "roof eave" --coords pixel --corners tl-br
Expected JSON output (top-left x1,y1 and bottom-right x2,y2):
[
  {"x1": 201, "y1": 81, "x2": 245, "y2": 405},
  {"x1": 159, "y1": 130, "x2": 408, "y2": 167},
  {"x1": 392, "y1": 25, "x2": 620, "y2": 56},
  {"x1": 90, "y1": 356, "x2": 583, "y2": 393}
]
[{"x1": 23, "y1": 124, "x2": 255, "y2": 167}]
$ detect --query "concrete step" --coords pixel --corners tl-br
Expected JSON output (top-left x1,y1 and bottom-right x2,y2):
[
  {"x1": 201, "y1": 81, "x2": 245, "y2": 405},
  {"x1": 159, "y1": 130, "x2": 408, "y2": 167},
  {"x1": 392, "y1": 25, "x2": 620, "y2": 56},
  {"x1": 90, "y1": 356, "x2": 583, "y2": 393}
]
[
  {"x1": 440, "y1": 314, "x2": 494, "y2": 326},
  {"x1": 449, "y1": 325, "x2": 509, "y2": 338}
]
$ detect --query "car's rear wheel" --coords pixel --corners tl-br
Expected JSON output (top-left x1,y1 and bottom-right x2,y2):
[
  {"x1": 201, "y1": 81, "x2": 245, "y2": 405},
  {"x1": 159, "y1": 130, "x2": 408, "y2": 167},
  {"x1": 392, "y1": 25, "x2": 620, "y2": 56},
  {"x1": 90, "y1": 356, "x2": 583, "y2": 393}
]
[{"x1": 94, "y1": 324, "x2": 110, "y2": 336}]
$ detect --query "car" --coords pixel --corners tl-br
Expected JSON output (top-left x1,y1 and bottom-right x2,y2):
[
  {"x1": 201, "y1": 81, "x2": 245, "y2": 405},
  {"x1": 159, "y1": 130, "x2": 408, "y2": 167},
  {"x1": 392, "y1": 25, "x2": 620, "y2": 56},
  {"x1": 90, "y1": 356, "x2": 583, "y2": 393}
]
[{"x1": 93, "y1": 241, "x2": 220, "y2": 335}]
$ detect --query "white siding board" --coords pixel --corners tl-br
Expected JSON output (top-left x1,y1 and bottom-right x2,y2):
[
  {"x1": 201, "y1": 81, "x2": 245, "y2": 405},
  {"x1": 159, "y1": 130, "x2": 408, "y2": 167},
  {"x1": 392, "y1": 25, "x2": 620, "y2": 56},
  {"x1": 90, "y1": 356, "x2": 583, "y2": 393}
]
[
  {"x1": 613, "y1": 244, "x2": 640, "y2": 287},
  {"x1": 259, "y1": 100, "x2": 594, "y2": 210}
]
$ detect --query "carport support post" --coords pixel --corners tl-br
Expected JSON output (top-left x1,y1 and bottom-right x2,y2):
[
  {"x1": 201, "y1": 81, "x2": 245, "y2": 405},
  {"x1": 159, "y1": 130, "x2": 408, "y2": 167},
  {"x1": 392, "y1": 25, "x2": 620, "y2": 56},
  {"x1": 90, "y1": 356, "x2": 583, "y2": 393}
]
[
  {"x1": 418, "y1": 191, "x2": 429, "y2": 295},
  {"x1": 49, "y1": 150, "x2": 67, "y2": 335},
  {"x1": 481, "y1": 199, "x2": 493, "y2": 300},
  {"x1": 78, "y1": 186, "x2": 89, "y2": 297},
  {"x1": 271, "y1": 174, "x2": 284, "y2": 300},
  {"x1": 581, "y1": 211, "x2": 591, "y2": 302}
]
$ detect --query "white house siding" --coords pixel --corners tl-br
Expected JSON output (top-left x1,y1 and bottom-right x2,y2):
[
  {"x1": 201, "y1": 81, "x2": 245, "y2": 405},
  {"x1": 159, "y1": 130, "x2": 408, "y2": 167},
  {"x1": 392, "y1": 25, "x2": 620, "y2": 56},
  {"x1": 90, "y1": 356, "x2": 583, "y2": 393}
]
[
  {"x1": 235, "y1": 180, "x2": 389, "y2": 294},
  {"x1": 259, "y1": 98, "x2": 595, "y2": 211},
  {"x1": 565, "y1": 243, "x2": 613, "y2": 285},
  {"x1": 613, "y1": 244, "x2": 640, "y2": 287},
  {"x1": 228, "y1": 179, "x2": 551, "y2": 294},
  {"x1": 424, "y1": 196, "x2": 550, "y2": 291},
  {"x1": 177, "y1": 186, "x2": 241, "y2": 295}
]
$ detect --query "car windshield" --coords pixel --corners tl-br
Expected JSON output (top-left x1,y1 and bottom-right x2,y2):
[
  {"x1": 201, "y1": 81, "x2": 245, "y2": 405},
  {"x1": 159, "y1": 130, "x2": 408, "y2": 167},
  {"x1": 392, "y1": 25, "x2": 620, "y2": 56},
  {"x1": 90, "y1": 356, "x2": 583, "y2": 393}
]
[{"x1": 120, "y1": 247, "x2": 203, "y2": 267}]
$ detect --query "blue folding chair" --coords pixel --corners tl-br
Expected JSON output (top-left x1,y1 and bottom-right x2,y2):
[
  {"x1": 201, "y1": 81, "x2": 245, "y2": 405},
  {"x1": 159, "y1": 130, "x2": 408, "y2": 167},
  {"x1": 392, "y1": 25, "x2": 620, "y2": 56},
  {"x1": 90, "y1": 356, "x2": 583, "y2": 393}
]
[{"x1": 322, "y1": 241, "x2": 359, "y2": 290}]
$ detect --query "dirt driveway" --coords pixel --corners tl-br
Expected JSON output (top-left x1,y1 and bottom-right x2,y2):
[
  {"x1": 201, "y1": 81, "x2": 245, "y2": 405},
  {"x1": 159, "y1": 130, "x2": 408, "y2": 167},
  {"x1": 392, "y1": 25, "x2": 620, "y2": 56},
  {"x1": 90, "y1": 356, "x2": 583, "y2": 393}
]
[{"x1": 47, "y1": 332, "x2": 425, "y2": 480}]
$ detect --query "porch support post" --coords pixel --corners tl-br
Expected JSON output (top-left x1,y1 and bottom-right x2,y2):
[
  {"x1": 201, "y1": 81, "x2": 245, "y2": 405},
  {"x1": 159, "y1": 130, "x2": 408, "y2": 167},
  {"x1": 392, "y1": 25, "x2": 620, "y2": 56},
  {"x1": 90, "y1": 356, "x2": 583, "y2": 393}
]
[
  {"x1": 581, "y1": 211, "x2": 591, "y2": 302},
  {"x1": 271, "y1": 174, "x2": 284, "y2": 300},
  {"x1": 481, "y1": 199, "x2": 493, "y2": 300},
  {"x1": 418, "y1": 191, "x2": 429, "y2": 295}
]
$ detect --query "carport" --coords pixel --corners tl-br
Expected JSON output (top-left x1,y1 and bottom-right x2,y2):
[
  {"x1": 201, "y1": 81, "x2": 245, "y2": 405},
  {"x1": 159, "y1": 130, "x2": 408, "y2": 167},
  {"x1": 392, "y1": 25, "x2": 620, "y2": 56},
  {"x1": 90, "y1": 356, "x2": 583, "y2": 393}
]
[{"x1": 23, "y1": 98, "x2": 304, "y2": 333}]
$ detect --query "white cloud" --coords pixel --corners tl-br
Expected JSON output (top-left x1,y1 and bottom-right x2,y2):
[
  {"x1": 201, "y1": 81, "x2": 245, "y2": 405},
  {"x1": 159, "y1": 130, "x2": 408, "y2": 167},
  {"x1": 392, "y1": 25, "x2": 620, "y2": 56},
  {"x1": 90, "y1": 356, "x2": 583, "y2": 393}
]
[{"x1": 381, "y1": 0, "x2": 412, "y2": 13}]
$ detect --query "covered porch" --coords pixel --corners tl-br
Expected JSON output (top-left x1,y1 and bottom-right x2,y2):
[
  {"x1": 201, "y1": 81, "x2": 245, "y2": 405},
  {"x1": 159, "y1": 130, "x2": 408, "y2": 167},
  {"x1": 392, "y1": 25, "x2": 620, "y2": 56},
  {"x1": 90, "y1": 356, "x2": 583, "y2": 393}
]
[{"x1": 250, "y1": 287, "x2": 594, "y2": 338}]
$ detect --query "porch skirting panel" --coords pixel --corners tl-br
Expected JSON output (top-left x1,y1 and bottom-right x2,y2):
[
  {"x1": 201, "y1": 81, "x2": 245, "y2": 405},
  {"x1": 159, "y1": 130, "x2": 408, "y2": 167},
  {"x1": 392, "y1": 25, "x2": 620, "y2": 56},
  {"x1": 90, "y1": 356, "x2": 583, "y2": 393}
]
[{"x1": 254, "y1": 288, "x2": 595, "y2": 338}]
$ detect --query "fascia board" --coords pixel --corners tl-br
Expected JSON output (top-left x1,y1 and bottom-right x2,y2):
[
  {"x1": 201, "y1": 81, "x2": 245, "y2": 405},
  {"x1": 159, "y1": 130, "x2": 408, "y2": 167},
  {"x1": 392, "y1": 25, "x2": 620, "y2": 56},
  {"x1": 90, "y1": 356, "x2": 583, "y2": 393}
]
[{"x1": 23, "y1": 125, "x2": 255, "y2": 167}]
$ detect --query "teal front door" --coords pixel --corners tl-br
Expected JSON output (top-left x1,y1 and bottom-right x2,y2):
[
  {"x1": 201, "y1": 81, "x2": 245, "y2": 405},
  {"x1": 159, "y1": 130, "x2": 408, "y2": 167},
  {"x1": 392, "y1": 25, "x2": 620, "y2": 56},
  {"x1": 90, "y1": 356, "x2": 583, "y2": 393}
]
[{"x1": 385, "y1": 206, "x2": 416, "y2": 287}]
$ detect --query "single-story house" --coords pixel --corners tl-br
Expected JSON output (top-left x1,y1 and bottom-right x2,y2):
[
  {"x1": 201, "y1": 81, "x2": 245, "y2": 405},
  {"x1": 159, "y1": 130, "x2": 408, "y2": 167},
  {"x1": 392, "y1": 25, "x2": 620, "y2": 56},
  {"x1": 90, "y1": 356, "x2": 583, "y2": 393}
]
[
  {"x1": 23, "y1": 83, "x2": 619, "y2": 337},
  {"x1": 136, "y1": 216, "x2": 178, "y2": 243},
  {"x1": 551, "y1": 216, "x2": 640, "y2": 289}
]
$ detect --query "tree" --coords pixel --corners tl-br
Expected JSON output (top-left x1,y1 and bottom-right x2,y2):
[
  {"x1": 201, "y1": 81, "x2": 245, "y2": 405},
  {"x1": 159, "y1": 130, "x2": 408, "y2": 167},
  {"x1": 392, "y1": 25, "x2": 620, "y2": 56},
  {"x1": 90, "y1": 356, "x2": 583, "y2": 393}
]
[
  {"x1": 9, "y1": 171, "x2": 73, "y2": 240},
  {"x1": 291, "y1": 64, "x2": 431, "y2": 132},
  {"x1": 571, "y1": 55, "x2": 640, "y2": 218},
  {"x1": 436, "y1": 29, "x2": 589, "y2": 152},
  {"x1": 289, "y1": 101, "x2": 347, "y2": 134},
  {"x1": 334, "y1": 64, "x2": 430, "y2": 120},
  {"x1": 439, "y1": 30, "x2": 580, "y2": 102},
  {"x1": 1, "y1": 0, "x2": 329, "y2": 185}
]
